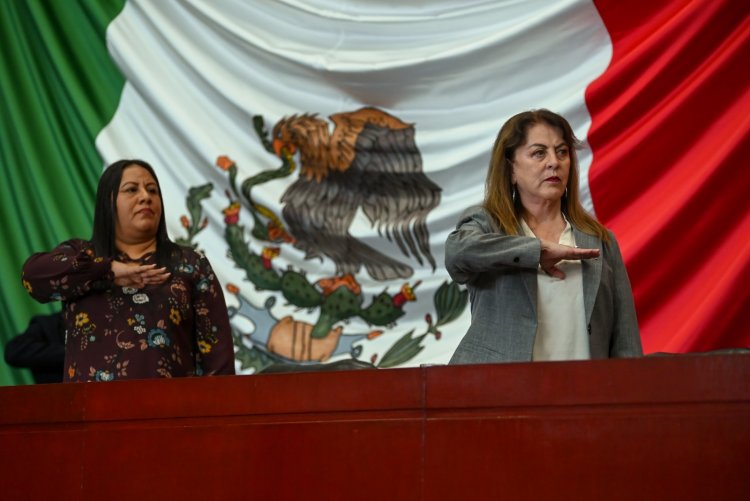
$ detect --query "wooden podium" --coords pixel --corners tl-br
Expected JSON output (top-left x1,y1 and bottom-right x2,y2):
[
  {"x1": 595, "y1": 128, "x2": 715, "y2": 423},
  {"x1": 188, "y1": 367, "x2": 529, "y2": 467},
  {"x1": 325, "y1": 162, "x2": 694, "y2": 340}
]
[{"x1": 1, "y1": 354, "x2": 748, "y2": 500}]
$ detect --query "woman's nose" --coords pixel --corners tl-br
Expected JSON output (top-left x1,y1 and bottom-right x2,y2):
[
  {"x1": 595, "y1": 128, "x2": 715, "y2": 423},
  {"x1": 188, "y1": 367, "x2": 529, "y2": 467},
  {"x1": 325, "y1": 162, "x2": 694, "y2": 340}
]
[{"x1": 138, "y1": 187, "x2": 152, "y2": 202}]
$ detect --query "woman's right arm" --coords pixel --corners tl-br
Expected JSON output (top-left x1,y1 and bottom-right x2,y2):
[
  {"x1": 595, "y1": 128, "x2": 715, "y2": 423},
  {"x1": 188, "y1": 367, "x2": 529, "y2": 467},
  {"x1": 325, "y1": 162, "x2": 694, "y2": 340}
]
[
  {"x1": 444, "y1": 209, "x2": 542, "y2": 284},
  {"x1": 21, "y1": 240, "x2": 114, "y2": 303}
]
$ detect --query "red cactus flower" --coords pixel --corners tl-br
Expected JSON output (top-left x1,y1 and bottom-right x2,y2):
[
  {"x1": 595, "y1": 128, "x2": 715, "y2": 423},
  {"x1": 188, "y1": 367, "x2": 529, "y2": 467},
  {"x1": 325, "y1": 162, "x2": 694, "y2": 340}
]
[{"x1": 216, "y1": 155, "x2": 235, "y2": 171}]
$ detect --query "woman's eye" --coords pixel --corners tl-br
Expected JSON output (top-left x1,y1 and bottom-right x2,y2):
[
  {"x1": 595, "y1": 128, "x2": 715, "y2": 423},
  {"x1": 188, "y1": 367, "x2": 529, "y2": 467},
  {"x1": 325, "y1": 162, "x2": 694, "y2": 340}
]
[
  {"x1": 557, "y1": 148, "x2": 569, "y2": 157},
  {"x1": 533, "y1": 150, "x2": 545, "y2": 158}
]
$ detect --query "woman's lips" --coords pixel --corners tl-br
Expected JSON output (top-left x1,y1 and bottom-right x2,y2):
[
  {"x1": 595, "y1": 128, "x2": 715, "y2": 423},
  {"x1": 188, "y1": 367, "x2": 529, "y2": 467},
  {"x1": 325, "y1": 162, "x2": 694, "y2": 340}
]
[{"x1": 544, "y1": 176, "x2": 561, "y2": 182}]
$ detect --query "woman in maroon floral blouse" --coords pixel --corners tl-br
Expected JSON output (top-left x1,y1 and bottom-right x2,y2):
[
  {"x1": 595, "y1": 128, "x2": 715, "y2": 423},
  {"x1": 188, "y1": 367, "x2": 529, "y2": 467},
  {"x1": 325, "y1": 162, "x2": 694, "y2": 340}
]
[{"x1": 22, "y1": 159, "x2": 236, "y2": 382}]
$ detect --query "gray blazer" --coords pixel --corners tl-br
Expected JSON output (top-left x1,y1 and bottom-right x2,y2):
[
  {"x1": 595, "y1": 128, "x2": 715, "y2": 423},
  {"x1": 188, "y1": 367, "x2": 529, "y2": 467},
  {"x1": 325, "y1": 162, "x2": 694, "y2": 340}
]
[{"x1": 445, "y1": 207, "x2": 642, "y2": 364}]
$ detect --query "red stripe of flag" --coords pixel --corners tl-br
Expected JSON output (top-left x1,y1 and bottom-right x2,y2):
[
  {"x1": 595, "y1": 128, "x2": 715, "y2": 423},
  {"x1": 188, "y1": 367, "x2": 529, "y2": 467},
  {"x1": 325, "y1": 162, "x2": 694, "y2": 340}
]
[{"x1": 587, "y1": 0, "x2": 750, "y2": 353}]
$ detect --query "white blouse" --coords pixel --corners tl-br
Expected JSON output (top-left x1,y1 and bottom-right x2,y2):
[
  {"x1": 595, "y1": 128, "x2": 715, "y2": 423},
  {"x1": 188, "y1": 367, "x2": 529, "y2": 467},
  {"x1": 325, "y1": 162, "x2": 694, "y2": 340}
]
[{"x1": 521, "y1": 217, "x2": 590, "y2": 361}]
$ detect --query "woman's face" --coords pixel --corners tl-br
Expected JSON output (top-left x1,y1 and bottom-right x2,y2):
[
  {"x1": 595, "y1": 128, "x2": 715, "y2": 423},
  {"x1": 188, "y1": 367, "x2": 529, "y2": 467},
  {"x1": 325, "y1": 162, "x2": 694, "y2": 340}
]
[
  {"x1": 115, "y1": 165, "x2": 162, "y2": 243},
  {"x1": 511, "y1": 122, "x2": 570, "y2": 207}
]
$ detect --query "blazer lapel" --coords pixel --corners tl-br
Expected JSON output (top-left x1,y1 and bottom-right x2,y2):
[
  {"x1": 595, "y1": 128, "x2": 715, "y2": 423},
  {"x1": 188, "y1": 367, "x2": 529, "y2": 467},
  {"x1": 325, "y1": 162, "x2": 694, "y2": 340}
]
[
  {"x1": 521, "y1": 262, "x2": 538, "y2": 317},
  {"x1": 513, "y1": 222, "x2": 538, "y2": 317},
  {"x1": 574, "y1": 228, "x2": 602, "y2": 324}
]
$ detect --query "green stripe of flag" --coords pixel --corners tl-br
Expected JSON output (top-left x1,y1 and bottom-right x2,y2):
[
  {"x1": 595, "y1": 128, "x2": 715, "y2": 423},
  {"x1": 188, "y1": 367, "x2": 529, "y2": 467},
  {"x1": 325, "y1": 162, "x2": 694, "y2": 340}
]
[{"x1": 0, "y1": 0, "x2": 127, "y2": 385}]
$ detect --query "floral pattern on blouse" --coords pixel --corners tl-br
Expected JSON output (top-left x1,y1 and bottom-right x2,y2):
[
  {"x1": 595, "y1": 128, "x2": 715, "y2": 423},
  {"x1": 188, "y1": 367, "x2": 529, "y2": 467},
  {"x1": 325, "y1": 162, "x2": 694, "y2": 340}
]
[{"x1": 22, "y1": 239, "x2": 235, "y2": 382}]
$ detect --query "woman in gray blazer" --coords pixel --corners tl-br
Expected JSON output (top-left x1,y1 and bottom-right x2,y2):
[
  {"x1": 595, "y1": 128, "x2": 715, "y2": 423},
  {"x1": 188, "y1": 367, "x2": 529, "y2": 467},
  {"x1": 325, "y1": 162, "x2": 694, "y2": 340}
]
[{"x1": 446, "y1": 109, "x2": 642, "y2": 363}]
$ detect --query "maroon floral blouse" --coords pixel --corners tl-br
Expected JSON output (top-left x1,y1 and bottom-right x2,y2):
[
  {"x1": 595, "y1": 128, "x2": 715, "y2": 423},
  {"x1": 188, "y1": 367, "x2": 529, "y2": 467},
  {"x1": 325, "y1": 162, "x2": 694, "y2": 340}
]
[{"x1": 21, "y1": 239, "x2": 235, "y2": 382}]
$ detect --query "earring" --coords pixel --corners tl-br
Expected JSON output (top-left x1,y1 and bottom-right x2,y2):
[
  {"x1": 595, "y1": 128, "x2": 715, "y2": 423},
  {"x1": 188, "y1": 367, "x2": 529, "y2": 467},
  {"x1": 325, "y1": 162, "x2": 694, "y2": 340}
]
[{"x1": 512, "y1": 185, "x2": 517, "y2": 203}]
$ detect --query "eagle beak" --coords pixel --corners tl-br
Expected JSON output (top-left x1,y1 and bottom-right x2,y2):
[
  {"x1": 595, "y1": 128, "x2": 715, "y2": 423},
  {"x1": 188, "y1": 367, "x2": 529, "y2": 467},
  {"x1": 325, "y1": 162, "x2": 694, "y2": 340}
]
[{"x1": 273, "y1": 138, "x2": 296, "y2": 157}]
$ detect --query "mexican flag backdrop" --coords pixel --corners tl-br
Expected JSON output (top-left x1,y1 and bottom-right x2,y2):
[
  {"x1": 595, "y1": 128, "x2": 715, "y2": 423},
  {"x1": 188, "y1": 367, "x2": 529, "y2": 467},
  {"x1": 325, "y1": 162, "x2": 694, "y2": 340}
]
[{"x1": 1, "y1": 0, "x2": 748, "y2": 385}]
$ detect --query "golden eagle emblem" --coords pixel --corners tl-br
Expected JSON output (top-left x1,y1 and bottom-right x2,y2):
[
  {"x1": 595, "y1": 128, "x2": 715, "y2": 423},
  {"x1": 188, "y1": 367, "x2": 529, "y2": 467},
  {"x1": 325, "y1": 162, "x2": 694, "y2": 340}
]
[{"x1": 271, "y1": 107, "x2": 441, "y2": 280}]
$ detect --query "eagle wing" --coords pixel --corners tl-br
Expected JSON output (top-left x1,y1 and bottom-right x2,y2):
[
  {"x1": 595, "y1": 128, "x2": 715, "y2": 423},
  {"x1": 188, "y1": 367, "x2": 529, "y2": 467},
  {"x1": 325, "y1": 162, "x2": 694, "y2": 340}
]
[
  {"x1": 281, "y1": 170, "x2": 415, "y2": 280},
  {"x1": 330, "y1": 108, "x2": 442, "y2": 271},
  {"x1": 277, "y1": 107, "x2": 440, "y2": 281}
]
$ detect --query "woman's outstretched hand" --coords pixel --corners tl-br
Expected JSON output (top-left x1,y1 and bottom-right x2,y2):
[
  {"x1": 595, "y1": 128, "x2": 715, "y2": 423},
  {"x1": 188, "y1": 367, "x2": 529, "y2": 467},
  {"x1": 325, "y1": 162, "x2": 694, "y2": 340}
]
[
  {"x1": 539, "y1": 240, "x2": 599, "y2": 279},
  {"x1": 111, "y1": 261, "x2": 170, "y2": 288}
]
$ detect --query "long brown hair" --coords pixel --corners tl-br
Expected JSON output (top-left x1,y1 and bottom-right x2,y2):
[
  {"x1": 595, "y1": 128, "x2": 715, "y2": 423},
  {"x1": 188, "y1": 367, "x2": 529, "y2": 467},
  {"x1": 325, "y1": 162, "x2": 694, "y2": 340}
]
[{"x1": 482, "y1": 109, "x2": 610, "y2": 243}]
